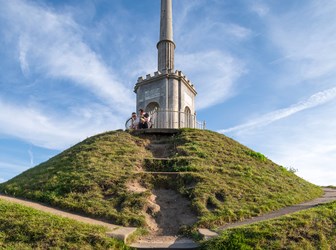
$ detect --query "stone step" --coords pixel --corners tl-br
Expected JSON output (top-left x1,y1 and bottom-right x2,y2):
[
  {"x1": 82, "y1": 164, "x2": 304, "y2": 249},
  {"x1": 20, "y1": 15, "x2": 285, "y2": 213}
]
[
  {"x1": 130, "y1": 237, "x2": 199, "y2": 249},
  {"x1": 143, "y1": 157, "x2": 201, "y2": 172},
  {"x1": 131, "y1": 129, "x2": 181, "y2": 136},
  {"x1": 106, "y1": 227, "x2": 137, "y2": 242},
  {"x1": 198, "y1": 228, "x2": 218, "y2": 240},
  {"x1": 133, "y1": 171, "x2": 194, "y2": 176}
]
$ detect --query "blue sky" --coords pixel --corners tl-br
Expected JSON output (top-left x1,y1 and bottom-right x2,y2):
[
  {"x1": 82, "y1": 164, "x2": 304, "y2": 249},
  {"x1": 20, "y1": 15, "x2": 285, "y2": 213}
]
[{"x1": 0, "y1": 0, "x2": 335, "y2": 186}]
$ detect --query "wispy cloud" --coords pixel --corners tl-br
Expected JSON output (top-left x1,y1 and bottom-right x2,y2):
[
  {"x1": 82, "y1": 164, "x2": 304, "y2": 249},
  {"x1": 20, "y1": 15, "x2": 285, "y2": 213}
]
[
  {"x1": 28, "y1": 147, "x2": 34, "y2": 167},
  {"x1": 268, "y1": 0, "x2": 336, "y2": 82},
  {"x1": 250, "y1": 2, "x2": 269, "y2": 17},
  {"x1": 0, "y1": 99, "x2": 122, "y2": 149},
  {"x1": 177, "y1": 51, "x2": 246, "y2": 110},
  {"x1": 18, "y1": 35, "x2": 30, "y2": 77},
  {"x1": 220, "y1": 87, "x2": 336, "y2": 133},
  {"x1": 2, "y1": 0, "x2": 133, "y2": 113}
]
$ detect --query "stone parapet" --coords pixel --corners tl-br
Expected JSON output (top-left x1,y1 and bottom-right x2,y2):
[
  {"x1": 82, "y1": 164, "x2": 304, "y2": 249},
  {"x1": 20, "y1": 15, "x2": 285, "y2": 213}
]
[{"x1": 135, "y1": 70, "x2": 197, "y2": 95}]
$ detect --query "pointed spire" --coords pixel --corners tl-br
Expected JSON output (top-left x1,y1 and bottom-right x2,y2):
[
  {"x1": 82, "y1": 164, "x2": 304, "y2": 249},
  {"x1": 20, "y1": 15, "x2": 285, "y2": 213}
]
[{"x1": 157, "y1": 0, "x2": 175, "y2": 72}]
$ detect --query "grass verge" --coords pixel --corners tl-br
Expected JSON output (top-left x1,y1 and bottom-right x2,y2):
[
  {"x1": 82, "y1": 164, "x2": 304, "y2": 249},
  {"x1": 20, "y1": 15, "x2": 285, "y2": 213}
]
[
  {"x1": 201, "y1": 201, "x2": 336, "y2": 249},
  {"x1": 0, "y1": 198, "x2": 130, "y2": 249}
]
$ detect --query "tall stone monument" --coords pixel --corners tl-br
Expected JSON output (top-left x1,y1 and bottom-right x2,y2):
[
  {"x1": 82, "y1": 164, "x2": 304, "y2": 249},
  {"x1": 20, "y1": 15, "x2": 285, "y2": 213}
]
[{"x1": 134, "y1": 0, "x2": 198, "y2": 129}]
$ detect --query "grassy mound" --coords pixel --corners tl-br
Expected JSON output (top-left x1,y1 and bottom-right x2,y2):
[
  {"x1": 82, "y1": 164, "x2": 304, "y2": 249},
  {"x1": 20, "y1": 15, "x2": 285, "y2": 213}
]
[
  {"x1": 0, "y1": 130, "x2": 152, "y2": 227},
  {"x1": 0, "y1": 199, "x2": 129, "y2": 249},
  {"x1": 0, "y1": 129, "x2": 322, "y2": 229},
  {"x1": 201, "y1": 201, "x2": 336, "y2": 249}
]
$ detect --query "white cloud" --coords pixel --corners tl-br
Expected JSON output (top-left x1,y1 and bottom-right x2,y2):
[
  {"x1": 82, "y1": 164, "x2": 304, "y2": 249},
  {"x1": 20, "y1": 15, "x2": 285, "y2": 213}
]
[
  {"x1": 2, "y1": 0, "x2": 133, "y2": 114},
  {"x1": 0, "y1": 99, "x2": 123, "y2": 149},
  {"x1": 222, "y1": 99, "x2": 336, "y2": 186},
  {"x1": 268, "y1": 0, "x2": 336, "y2": 82},
  {"x1": 250, "y1": 2, "x2": 269, "y2": 17},
  {"x1": 28, "y1": 147, "x2": 34, "y2": 167},
  {"x1": 177, "y1": 50, "x2": 246, "y2": 110},
  {"x1": 18, "y1": 35, "x2": 30, "y2": 77},
  {"x1": 220, "y1": 87, "x2": 336, "y2": 134}
]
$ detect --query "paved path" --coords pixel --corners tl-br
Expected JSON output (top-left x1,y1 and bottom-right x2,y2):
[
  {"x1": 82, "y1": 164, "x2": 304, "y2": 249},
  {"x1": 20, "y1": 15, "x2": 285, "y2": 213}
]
[
  {"x1": 0, "y1": 194, "x2": 136, "y2": 242},
  {"x1": 218, "y1": 188, "x2": 336, "y2": 231},
  {"x1": 2, "y1": 188, "x2": 336, "y2": 248}
]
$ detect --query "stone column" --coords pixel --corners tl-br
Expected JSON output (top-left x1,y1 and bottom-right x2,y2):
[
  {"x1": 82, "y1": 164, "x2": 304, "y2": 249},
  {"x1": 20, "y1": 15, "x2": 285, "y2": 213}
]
[{"x1": 157, "y1": 0, "x2": 175, "y2": 72}]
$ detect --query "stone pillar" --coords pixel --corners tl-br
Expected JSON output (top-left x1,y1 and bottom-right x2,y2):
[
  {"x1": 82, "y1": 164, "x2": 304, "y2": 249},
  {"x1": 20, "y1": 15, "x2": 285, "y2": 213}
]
[{"x1": 157, "y1": 0, "x2": 175, "y2": 72}]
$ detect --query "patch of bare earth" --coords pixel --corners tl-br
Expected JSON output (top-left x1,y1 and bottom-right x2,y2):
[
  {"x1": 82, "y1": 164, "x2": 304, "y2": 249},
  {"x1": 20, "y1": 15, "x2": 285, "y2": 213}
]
[
  {"x1": 151, "y1": 189, "x2": 197, "y2": 236},
  {"x1": 137, "y1": 188, "x2": 198, "y2": 244},
  {"x1": 126, "y1": 180, "x2": 197, "y2": 239}
]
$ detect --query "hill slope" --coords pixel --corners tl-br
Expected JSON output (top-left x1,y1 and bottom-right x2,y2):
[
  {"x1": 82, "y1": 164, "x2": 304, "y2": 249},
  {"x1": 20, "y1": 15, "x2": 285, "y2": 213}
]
[
  {"x1": 0, "y1": 199, "x2": 129, "y2": 249},
  {"x1": 0, "y1": 129, "x2": 322, "y2": 232}
]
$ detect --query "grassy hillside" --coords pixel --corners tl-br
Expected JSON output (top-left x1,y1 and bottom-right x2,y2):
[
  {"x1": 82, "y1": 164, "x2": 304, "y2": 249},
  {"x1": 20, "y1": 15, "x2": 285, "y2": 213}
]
[
  {"x1": 201, "y1": 201, "x2": 336, "y2": 249},
  {"x1": 0, "y1": 199, "x2": 129, "y2": 249},
  {"x1": 0, "y1": 129, "x2": 322, "y2": 230}
]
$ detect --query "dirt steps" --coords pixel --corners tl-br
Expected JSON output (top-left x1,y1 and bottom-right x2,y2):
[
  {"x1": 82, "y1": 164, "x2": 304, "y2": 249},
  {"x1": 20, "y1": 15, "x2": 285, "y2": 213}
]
[{"x1": 129, "y1": 130, "x2": 200, "y2": 249}]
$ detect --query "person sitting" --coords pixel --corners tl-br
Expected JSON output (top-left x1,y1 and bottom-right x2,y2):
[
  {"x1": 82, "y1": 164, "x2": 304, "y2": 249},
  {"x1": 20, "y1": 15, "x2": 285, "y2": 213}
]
[
  {"x1": 129, "y1": 112, "x2": 139, "y2": 130},
  {"x1": 138, "y1": 109, "x2": 149, "y2": 129}
]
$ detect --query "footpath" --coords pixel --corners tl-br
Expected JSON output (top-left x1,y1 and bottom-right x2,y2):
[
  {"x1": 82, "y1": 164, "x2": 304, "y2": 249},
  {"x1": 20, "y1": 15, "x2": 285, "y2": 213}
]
[{"x1": 1, "y1": 188, "x2": 336, "y2": 249}]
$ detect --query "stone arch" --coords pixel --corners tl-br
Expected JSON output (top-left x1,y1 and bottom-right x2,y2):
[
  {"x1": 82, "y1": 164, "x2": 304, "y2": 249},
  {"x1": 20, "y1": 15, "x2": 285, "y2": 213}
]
[
  {"x1": 146, "y1": 102, "x2": 160, "y2": 128},
  {"x1": 145, "y1": 102, "x2": 160, "y2": 114},
  {"x1": 184, "y1": 106, "x2": 193, "y2": 128}
]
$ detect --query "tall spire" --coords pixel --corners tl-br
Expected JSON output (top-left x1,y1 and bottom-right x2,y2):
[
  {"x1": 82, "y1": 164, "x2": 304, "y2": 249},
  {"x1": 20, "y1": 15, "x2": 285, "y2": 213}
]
[{"x1": 157, "y1": 0, "x2": 175, "y2": 72}]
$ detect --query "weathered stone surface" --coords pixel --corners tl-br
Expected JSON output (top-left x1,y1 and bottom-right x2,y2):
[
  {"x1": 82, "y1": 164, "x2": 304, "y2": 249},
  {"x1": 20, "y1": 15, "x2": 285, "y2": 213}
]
[
  {"x1": 198, "y1": 228, "x2": 219, "y2": 240},
  {"x1": 134, "y1": 0, "x2": 197, "y2": 129},
  {"x1": 106, "y1": 227, "x2": 137, "y2": 242}
]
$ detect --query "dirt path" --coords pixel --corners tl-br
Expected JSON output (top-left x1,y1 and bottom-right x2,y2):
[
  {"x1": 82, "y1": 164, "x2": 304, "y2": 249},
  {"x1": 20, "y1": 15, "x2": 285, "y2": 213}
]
[
  {"x1": 0, "y1": 194, "x2": 120, "y2": 230},
  {"x1": 218, "y1": 188, "x2": 336, "y2": 231}
]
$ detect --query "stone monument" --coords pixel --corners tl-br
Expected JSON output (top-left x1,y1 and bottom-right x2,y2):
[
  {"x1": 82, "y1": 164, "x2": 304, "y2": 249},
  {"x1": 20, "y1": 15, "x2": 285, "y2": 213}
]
[{"x1": 134, "y1": 0, "x2": 198, "y2": 129}]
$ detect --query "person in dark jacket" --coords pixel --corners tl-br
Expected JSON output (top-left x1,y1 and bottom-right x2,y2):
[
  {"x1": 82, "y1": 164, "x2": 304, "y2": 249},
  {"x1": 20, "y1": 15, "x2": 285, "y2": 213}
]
[{"x1": 138, "y1": 109, "x2": 149, "y2": 129}]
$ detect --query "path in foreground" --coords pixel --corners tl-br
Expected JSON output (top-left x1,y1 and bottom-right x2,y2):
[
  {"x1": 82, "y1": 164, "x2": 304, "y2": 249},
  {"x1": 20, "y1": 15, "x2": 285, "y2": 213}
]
[
  {"x1": 217, "y1": 188, "x2": 336, "y2": 231},
  {"x1": 0, "y1": 194, "x2": 136, "y2": 242},
  {"x1": 1, "y1": 188, "x2": 336, "y2": 249}
]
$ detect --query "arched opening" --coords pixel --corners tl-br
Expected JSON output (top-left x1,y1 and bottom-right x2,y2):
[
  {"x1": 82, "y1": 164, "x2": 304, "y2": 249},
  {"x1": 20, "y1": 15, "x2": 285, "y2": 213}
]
[
  {"x1": 145, "y1": 102, "x2": 160, "y2": 114},
  {"x1": 184, "y1": 106, "x2": 192, "y2": 128},
  {"x1": 145, "y1": 102, "x2": 160, "y2": 128}
]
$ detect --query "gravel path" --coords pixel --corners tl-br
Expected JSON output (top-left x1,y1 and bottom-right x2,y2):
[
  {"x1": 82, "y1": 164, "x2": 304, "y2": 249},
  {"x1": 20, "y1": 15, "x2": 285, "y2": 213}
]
[{"x1": 218, "y1": 188, "x2": 336, "y2": 231}]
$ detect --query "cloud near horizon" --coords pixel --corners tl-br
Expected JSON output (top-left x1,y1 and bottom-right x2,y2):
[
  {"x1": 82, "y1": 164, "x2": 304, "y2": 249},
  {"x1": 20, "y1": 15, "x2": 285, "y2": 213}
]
[
  {"x1": 0, "y1": 99, "x2": 122, "y2": 149},
  {"x1": 219, "y1": 86, "x2": 336, "y2": 134}
]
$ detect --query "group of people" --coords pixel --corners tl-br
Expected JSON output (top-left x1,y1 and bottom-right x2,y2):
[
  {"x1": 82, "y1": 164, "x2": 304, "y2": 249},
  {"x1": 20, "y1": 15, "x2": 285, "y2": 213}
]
[{"x1": 129, "y1": 109, "x2": 151, "y2": 130}]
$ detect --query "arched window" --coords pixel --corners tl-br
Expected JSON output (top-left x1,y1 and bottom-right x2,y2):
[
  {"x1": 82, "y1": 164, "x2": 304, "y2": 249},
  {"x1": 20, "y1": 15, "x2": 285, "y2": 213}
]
[
  {"x1": 145, "y1": 102, "x2": 160, "y2": 128},
  {"x1": 145, "y1": 102, "x2": 160, "y2": 114},
  {"x1": 184, "y1": 106, "x2": 192, "y2": 128}
]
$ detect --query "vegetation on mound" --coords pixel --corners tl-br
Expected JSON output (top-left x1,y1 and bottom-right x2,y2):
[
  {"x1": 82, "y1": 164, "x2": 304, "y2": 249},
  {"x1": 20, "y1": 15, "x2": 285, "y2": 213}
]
[
  {"x1": 0, "y1": 199, "x2": 129, "y2": 249},
  {"x1": 201, "y1": 201, "x2": 336, "y2": 249},
  {"x1": 166, "y1": 129, "x2": 323, "y2": 227},
  {"x1": 0, "y1": 129, "x2": 322, "y2": 230},
  {"x1": 0, "y1": 131, "x2": 152, "y2": 227}
]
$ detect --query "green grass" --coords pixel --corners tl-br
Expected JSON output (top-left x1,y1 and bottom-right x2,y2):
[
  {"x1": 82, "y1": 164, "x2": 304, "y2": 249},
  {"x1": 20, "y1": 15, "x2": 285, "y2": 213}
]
[
  {"x1": 0, "y1": 131, "x2": 152, "y2": 227},
  {"x1": 0, "y1": 199, "x2": 130, "y2": 249},
  {"x1": 165, "y1": 129, "x2": 322, "y2": 228},
  {"x1": 201, "y1": 201, "x2": 336, "y2": 249},
  {"x1": 0, "y1": 129, "x2": 323, "y2": 229}
]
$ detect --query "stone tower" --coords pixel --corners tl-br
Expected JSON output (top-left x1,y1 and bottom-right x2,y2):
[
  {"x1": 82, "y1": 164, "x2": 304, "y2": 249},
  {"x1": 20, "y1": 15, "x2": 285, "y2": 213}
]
[{"x1": 134, "y1": 0, "x2": 197, "y2": 128}]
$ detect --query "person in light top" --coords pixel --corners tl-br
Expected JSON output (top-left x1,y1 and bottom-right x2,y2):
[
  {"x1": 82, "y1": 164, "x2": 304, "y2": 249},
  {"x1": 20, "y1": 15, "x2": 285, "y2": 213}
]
[{"x1": 129, "y1": 112, "x2": 139, "y2": 130}]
